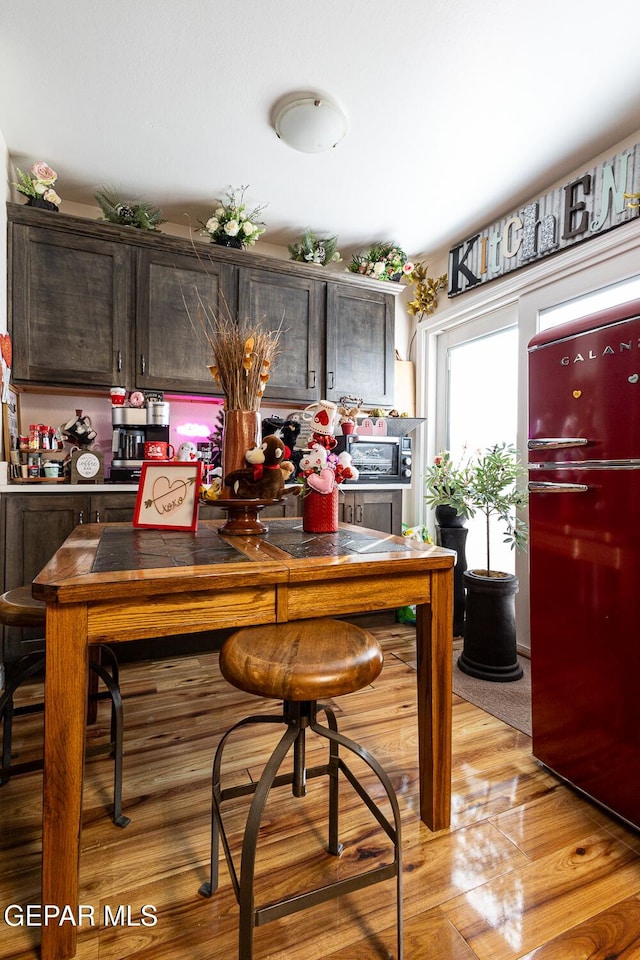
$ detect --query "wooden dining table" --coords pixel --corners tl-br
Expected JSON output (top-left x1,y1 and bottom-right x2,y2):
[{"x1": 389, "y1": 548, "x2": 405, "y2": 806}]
[{"x1": 32, "y1": 517, "x2": 454, "y2": 960}]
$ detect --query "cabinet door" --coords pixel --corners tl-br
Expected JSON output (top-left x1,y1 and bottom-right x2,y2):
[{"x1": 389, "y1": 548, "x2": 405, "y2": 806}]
[
  {"x1": 238, "y1": 268, "x2": 324, "y2": 403},
  {"x1": 90, "y1": 493, "x2": 139, "y2": 523},
  {"x1": 136, "y1": 249, "x2": 236, "y2": 394},
  {"x1": 4, "y1": 494, "x2": 90, "y2": 590},
  {"x1": 340, "y1": 490, "x2": 402, "y2": 535},
  {"x1": 2, "y1": 494, "x2": 90, "y2": 657},
  {"x1": 325, "y1": 284, "x2": 395, "y2": 405},
  {"x1": 10, "y1": 225, "x2": 132, "y2": 387}
]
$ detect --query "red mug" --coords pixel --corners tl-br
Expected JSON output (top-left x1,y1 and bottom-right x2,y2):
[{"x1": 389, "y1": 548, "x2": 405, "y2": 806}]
[{"x1": 144, "y1": 441, "x2": 175, "y2": 460}]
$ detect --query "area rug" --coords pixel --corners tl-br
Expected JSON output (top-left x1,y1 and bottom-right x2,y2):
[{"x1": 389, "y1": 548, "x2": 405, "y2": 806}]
[{"x1": 451, "y1": 642, "x2": 532, "y2": 736}]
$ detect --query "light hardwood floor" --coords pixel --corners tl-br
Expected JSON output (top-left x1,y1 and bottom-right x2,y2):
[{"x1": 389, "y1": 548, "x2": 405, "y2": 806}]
[{"x1": 1, "y1": 623, "x2": 639, "y2": 960}]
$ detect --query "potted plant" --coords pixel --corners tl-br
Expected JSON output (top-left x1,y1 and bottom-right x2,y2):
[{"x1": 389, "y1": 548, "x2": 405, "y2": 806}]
[
  {"x1": 94, "y1": 188, "x2": 165, "y2": 231},
  {"x1": 347, "y1": 243, "x2": 414, "y2": 282},
  {"x1": 288, "y1": 229, "x2": 342, "y2": 266},
  {"x1": 13, "y1": 161, "x2": 61, "y2": 211},
  {"x1": 201, "y1": 185, "x2": 266, "y2": 249},
  {"x1": 423, "y1": 449, "x2": 474, "y2": 526},
  {"x1": 423, "y1": 450, "x2": 474, "y2": 636},
  {"x1": 459, "y1": 443, "x2": 529, "y2": 682}
]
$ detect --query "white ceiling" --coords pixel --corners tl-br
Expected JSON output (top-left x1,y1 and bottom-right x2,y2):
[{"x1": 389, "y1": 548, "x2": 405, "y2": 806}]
[{"x1": 2, "y1": 0, "x2": 640, "y2": 262}]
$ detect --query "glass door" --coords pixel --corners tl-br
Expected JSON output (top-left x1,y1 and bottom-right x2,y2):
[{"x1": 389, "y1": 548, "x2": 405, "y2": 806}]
[{"x1": 434, "y1": 304, "x2": 519, "y2": 575}]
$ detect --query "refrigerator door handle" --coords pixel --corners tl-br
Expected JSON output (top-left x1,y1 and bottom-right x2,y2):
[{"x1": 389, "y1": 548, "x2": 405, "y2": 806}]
[
  {"x1": 528, "y1": 438, "x2": 589, "y2": 450},
  {"x1": 528, "y1": 481, "x2": 590, "y2": 493}
]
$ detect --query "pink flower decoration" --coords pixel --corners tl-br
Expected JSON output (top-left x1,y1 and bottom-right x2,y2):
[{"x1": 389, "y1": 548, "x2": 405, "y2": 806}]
[{"x1": 30, "y1": 162, "x2": 57, "y2": 185}]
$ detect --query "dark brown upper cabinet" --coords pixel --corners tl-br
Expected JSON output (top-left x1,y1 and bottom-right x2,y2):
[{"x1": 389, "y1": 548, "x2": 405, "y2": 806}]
[
  {"x1": 237, "y1": 267, "x2": 324, "y2": 404},
  {"x1": 8, "y1": 203, "x2": 399, "y2": 406},
  {"x1": 326, "y1": 283, "x2": 395, "y2": 406},
  {"x1": 10, "y1": 222, "x2": 132, "y2": 387},
  {"x1": 135, "y1": 248, "x2": 236, "y2": 395}
]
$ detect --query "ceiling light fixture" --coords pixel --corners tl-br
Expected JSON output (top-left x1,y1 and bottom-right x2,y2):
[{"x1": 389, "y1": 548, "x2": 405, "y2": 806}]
[{"x1": 274, "y1": 95, "x2": 347, "y2": 154}]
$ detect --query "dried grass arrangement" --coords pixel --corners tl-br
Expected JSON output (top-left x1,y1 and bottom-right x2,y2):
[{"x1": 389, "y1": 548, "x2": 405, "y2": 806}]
[{"x1": 187, "y1": 295, "x2": 281, "y2": 411}]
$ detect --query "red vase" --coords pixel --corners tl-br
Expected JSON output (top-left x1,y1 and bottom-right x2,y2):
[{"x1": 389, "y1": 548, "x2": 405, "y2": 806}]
[{"x1": 303, "y1": 487, "x2": 339, "y2": 532}]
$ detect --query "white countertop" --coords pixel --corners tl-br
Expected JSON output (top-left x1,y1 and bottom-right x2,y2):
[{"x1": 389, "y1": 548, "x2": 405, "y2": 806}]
[{"x1": 0, "y1": 481, "x2": 410, "y2": 495}]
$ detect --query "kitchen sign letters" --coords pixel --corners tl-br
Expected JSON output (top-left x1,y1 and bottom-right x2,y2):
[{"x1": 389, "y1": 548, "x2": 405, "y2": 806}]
[{"x1": 448, "y1": 143, "x2": 640, "y2": 296}]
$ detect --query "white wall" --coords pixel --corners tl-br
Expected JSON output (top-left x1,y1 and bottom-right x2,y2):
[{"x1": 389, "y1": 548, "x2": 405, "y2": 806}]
[{"x1": 1, "y1": 127, "x2": 8, "y2": 336}]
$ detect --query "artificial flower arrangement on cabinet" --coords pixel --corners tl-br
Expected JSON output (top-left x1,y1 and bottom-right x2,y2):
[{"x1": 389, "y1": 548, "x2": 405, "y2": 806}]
[
  {"x1": 347, "y1": 243, "x2": 414, "y2": 282},
  {"x1": 288, "y1": 229, "x2": 342, "y2": 266},
  {"x1": 202, "y1": 185, "x2": 266, "y2": 248},
  {"x1": 94, "y1": 188, "x2": 165, "y2": 231},
  {"x1": 13, "y1": 161, "x2": 61, "y2": 210}
]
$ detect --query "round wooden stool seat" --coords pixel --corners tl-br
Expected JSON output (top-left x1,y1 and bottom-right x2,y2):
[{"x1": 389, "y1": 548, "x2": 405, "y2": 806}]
[
  {"x1": 220, "y1": 618, "x2": 383, "y2": 702},
  {"x1": 0, "y1": 587, "x2": 46, "y2": 628}
]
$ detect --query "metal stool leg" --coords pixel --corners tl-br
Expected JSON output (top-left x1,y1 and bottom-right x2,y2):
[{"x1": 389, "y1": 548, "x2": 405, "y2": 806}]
[
  {"x1": 200, "y1": 701, "x2": 403, "y2": 960},
  {"x1": 0, "y1": 651, "x2": 129, "y2": 828},
  {"x1": 0, "y1": 655, "x2": 46, "y2": 785},
  {"x1": 311, "y1": 716, "x2": 403, "y2": 960},
  {"x1": 88, "y1": 658, "x2": 130, "y2": 828}
]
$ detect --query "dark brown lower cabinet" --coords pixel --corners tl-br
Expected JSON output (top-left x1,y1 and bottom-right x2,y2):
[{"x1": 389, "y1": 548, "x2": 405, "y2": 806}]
[
  {"x1": 1, "y1": 493, "x2": 138, "y2": 658},
  {"x1": 338, "y1": 489, "x2": 403, "y2": 535}
]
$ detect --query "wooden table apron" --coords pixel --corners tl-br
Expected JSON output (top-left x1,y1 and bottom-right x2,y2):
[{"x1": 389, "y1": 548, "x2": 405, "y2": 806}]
[{"x1": 32, "y1": 520, "x2": 454, "y2": 960}]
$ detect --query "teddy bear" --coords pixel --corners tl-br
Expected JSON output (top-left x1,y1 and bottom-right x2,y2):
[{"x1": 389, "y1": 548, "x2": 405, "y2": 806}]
[{"x1": 224, "y1": 435, "x2": 292, "y2": 500}]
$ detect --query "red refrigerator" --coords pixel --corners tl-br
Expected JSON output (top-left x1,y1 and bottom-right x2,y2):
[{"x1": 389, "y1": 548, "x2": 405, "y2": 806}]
[{"x1": 528, "y1": 299, "x2": 640, "y2": 830}]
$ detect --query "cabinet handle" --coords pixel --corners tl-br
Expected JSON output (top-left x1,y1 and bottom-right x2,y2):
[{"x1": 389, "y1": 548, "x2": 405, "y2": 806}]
[
  {"x1": 308, "y1": 369, "x2": 317, "y2": 389},
  {"x1": 117, "y1": 350, "x2": 122, "y2": 373},
  {"x1": 140, "y1": 354, "x2": 146, "y2": 375},
  {"x1": 327, "y1": 371, "x2": 335, "y2": 390},
  {"x1": 95, "y1": 511, "x2": 101, "y2": 523},
  {"x1": 347, "y1": 504, "x2": 353, "y2": 523},
  {"x1": 356, "y1": 504, "x2": 363, "y2": 524},
  {"x1": 78, "y1": 511, "x2": 84, "y2": 524}
]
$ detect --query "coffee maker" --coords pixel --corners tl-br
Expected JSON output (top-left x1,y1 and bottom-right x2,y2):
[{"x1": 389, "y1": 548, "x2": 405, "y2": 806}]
[{"x1": 110, "y1": 402, "x2": 170, "y2": 482}]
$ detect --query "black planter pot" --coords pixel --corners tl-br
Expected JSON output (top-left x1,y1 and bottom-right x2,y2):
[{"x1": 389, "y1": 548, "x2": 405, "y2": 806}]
[
  {"x1": 215, "y1": 236, "x2": 243, "y2": 249},
  {"x1": 435, "y1": 504, "x2": 466, "y2": 527},
  {"x1": 458, "y1": 570, "x2": 523, "y2": 682},
  {"x1": 435, "y1": 517, "x2": 468, "y2": 638},
  {"x1": 26, "y1": 197, "x2": 58, "y2": 212}
]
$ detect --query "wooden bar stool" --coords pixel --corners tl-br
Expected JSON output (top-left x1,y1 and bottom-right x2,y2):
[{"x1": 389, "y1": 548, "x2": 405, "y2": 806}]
[
  {"x1": 199, "y1": 617, "x2": 402, "y2": 959},
  {"x1": 0, "y1": 586, "x2": 129, "y2": 827}
]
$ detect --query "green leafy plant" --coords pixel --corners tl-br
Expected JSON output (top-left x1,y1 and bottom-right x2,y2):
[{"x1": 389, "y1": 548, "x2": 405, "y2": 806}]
[
  {"x1": 94, "y1": 188, "x2": 165, "y2": 231},
  {"x1": 424, "y1": 443, "x2": 528, "y2": 574},
  {"x1": 467, "y1": 443, "x2": 528, "y2": 575},
  {"x1": 406, "y1": 262, "x2": 448, "y2": 318},
  {"x1": 347, "y1": 243, "x2": 414, "y2": 282},
  {"x1": 201, "y1": 185, "x2": 266, "y2": 247},
  {"x1": 423, "y1": 449, "x2": 475, "y2": 518},
  {"x1": 288, "y1": 229, "x2": 341, "y2": 266}
]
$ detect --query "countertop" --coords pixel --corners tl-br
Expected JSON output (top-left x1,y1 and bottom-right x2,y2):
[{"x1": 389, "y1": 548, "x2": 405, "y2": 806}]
[{"x1": 0, "y1": 482, "x2": 411, "y2": 495}]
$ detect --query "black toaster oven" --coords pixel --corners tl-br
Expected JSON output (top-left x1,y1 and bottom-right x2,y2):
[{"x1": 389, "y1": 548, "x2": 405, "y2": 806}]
[{"x1": 333, "y1": 434, "x2": 413, "y2": 484}]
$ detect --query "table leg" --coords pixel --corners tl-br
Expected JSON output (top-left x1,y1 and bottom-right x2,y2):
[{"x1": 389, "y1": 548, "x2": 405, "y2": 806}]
[
  {"x1": 41, "y1": 603, "x2": 88, "y2": 960},
  {"x1": 415, "y1": 568, "x2": 453, "y2": 831}
]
